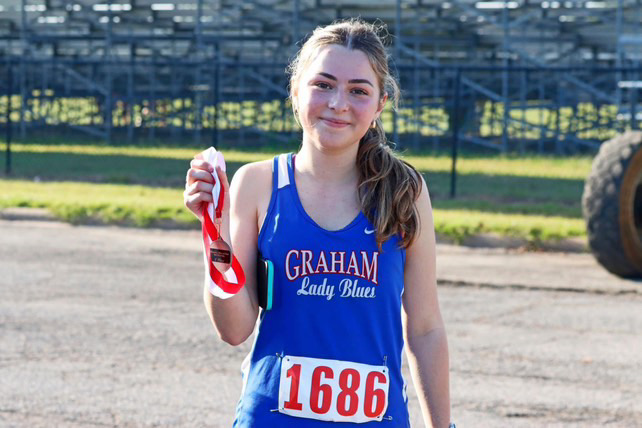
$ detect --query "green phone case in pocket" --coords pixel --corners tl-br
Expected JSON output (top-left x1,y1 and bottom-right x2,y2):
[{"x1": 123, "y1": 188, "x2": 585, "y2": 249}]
[{"x1": 257, "y1": 253, "x2": 274, "y2": 310}]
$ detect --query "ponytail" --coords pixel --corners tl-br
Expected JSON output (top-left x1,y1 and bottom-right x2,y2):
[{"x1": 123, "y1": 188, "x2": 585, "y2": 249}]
[{"x1": 357, "y1": 122, "x2": 423, "y2": 250}]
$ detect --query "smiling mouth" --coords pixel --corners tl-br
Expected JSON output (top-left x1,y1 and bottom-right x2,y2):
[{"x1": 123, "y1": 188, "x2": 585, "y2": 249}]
[{"x1": 321, "y1": 118, "x2": 350, "y2": 127}]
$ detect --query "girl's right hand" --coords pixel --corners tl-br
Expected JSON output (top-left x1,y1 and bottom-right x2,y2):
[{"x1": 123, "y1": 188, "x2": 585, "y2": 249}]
[{"x1": 183, "y1": 156, "x2": 230, "y2": 221}]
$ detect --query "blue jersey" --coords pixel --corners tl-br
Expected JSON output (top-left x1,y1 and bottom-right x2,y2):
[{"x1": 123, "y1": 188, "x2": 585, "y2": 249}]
[{"x1": 233, "y1": 153, "x2": 410, "y2": 427}]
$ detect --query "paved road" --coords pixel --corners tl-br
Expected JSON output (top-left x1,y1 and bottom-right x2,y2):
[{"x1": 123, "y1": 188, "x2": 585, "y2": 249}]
[{"x1": 1, "y1": 219, "x2": 640, "y2": 427}]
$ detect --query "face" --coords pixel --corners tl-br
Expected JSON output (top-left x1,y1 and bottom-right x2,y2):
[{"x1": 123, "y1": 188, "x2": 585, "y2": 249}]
[{"x1": 293, "y1": 44, "x2": 387, "y2": 153}]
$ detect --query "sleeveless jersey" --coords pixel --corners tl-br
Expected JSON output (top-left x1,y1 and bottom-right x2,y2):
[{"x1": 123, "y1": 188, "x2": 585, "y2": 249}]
[{"x1": 233, "y1": 153, "x2": 410, "y2": 427}]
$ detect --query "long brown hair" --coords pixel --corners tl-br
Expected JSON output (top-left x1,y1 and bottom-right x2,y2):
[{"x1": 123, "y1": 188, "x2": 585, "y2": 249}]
[{"x1": 287, "y1": 18, "x2": 423, "y2": 249}]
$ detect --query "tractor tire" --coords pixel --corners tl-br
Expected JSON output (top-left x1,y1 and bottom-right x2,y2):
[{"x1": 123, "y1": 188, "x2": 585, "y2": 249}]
[{"x1": 582, "y1": 131, "x2": 642, "y2": 278}]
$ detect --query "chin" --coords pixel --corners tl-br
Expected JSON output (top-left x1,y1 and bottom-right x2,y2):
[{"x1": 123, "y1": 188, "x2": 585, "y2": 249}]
[
  {"x1": 305, "y1": 126, "x2": 363, "y2": 152},
  {"x1": 318, "y1": 139, "x2": 360, "y2": 153}
]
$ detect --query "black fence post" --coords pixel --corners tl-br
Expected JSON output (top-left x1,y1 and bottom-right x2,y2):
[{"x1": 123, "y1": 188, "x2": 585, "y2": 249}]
[
  {"x1": 450, "y1": 68, "x2": 461, "y2": 199},
  {"x1": 5, "y1": 63, "x2": 12, "y2": 175},
  {"x1": 631, "y1": 87, "x2": 638, "y2": 130},
  {"x1": 212, "y1": 44, "x2": 220, "y2": 148}
]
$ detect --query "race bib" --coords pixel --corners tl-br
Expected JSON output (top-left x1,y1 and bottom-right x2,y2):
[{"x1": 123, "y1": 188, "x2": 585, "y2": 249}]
[{"x1": 278, "y1": 355, "x2": 389, "y2": 423}]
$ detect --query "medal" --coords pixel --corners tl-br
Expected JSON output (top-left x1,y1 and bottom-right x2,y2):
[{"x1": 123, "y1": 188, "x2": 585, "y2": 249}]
[
  {"x1": 210, "y1": 219, "x2": 232, "y2": 269},
  {"x1": 199, "y1": 147, "x2": 246, "y2": 298}
]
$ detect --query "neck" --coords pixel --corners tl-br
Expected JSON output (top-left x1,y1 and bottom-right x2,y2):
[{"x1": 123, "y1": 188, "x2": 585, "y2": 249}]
[{"x1": 295, "y1": 139, "x2": 360, "y2": 186}]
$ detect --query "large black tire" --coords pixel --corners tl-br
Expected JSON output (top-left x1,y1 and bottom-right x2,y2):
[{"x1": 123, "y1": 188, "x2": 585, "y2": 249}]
[{"x1": 582, "y1": 131, "x2": 642, "y2": 278}]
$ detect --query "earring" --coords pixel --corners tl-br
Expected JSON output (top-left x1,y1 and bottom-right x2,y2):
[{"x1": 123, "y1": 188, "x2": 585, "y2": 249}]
[{"x1": 371, "y1": 120, "x2": 377, "y2": 129}]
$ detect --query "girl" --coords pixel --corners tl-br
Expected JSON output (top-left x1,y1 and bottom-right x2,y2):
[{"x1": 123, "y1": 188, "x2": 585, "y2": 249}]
[{"x1": 184, "y1": 18, "x2": 452, "y2": 428}]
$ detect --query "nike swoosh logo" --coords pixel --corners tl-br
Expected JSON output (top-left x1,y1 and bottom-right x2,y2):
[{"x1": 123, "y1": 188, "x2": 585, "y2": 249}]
[{"x1": 364, "y1": 228, "x2": 375, "y2": 234}]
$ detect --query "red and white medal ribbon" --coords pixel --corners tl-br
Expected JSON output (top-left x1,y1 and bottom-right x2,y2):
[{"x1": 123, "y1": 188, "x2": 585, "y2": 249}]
[{"x1": 199, "y1": 147, "x2": 246, "y2": 298}]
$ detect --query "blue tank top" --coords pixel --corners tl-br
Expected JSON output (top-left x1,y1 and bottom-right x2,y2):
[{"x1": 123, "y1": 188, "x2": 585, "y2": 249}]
[{"x1": 233, "y1": 153, "x2": 410, "y2": 427}]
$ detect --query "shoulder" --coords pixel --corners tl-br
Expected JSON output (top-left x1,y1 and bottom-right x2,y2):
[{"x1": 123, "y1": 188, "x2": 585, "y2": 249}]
[
  {"x1": 411, "y1": 171, "x2": 430, "y2": 211},
  {"x1": 408, "y1": 173, "x2": 434, "y2": 250},
  {"x1": 417, "y1": 173, "x2": 430, "y2": 204},
  {"x1": 231, "y1": 158, "x2": 273, "y2": 186},
  {"x1": 229, "y1": 157, "x2": 275, "y2": 217}
]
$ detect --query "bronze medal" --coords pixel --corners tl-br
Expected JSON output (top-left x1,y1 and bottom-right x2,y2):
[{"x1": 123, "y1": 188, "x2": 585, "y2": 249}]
[{"x1": 210, "y1": 221, "x2": 232, "y2": 271}]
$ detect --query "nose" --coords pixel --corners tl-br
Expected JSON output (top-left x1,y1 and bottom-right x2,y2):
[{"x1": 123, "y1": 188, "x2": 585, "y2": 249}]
[{"x1": 328, "y1": 90, "x2": 348, "y2": 112}]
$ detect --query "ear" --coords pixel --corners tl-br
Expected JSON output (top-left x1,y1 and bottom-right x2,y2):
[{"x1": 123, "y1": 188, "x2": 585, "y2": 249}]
[{"x1": 375, "y1": 92, "x2": 388, "y2": 118}]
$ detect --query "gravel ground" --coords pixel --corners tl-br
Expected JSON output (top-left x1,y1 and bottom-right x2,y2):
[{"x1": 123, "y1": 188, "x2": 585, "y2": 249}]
[{"x1": 1, "y1": 218, "x2": 640, "y2": 427}]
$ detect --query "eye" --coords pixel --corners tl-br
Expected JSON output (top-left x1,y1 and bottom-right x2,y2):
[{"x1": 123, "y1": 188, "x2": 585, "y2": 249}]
[
  {"x1": 314, "y1": 82, "x2": 332, "y2": 89},
  {"x1": 351, "y1": 88, "x2": 369, "y2": 96}
]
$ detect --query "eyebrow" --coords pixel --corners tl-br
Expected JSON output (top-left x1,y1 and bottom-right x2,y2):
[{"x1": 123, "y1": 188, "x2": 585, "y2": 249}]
[{"x1": 317, "y1": 72, "x2": 374, "y2": 87}]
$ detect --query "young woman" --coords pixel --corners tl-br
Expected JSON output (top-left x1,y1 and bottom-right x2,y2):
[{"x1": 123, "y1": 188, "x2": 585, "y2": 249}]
[{"x1": 184, "y1": 19, "x2": 452, "y2": 428}]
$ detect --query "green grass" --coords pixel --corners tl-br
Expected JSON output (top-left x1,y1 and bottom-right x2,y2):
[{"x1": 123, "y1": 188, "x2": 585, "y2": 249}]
[
  {"x1": 0, "y1": 142, "x2": 592, "y2": 245},
  {"x1": 0, "y1": 143, "x2": 276, "y2": 187},
  {"x1": 432, "y1": 209, "x2": 585, "y2": 245},
  {"x1": 0, "y1": 180, "x2": 195, "y2": 227},
  {"x1": 401, "y1": 153, "x2": 592, "y2": 179},
  {"x1": 0, "y1": 142, "x2": 278, "y2": 161}
]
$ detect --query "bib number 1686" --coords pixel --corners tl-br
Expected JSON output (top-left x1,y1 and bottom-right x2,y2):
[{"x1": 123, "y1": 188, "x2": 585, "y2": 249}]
[{"x1": 277, "y1": 355, "x2": 389, "y2": 423}]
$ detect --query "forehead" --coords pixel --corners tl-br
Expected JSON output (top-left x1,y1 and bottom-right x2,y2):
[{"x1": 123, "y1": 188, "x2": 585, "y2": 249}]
[{"x1": 302, "y1": 44, "x2": 378, "y2": 82}]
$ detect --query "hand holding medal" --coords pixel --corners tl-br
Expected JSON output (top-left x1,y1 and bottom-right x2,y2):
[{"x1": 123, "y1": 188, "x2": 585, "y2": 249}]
[{"x1": 184, "y1": 147, "x2": 245, "y2": 298}]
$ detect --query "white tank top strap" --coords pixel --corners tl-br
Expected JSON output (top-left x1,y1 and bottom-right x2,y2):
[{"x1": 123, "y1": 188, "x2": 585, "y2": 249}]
[{"x1": 276, "y1": 153, "x2": 290, "y2": 189}]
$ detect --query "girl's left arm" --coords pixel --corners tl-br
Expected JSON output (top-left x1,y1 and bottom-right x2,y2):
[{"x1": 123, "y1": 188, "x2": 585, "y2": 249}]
[{"x1": 402, "y1": 175, "x2": 451, "y2": 428}]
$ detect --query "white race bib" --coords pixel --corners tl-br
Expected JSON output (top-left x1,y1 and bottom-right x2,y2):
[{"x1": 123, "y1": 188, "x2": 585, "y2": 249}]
[{"x1": 277, "y1": 355, "x2": 389, "y2": 423}]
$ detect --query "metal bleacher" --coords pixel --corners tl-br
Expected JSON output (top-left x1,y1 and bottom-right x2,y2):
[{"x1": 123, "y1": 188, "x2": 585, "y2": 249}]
[{"x1": 0, "y1": 0, "x2": 640, "y2": 152}]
